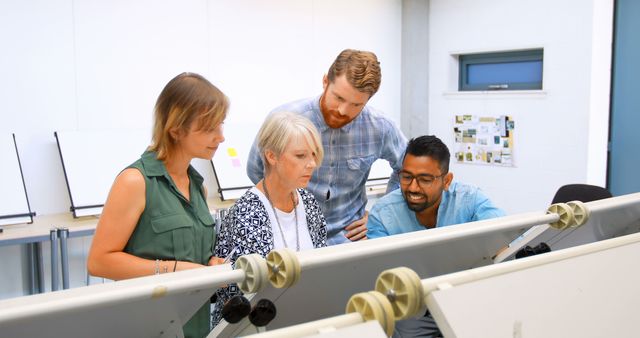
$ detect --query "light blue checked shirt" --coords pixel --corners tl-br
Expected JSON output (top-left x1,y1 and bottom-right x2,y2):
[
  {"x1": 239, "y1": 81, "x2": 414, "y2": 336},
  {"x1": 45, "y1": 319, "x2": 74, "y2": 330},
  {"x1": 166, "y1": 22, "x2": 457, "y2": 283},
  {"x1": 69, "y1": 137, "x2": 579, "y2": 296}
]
[{"x1": 247, "y1": 96, "x2": 407, "y2": 245}]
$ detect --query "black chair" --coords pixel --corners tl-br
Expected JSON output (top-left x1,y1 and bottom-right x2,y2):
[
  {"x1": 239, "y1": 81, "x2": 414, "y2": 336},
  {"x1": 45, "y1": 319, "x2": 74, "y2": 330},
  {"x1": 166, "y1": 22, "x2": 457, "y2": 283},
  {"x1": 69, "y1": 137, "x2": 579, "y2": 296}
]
[
  {"x1": 551, "y1": 184, "x2": 612, "y2": 204},
  {"x1": 517, "y1": 184, "x2": 613, "y2": 260}
]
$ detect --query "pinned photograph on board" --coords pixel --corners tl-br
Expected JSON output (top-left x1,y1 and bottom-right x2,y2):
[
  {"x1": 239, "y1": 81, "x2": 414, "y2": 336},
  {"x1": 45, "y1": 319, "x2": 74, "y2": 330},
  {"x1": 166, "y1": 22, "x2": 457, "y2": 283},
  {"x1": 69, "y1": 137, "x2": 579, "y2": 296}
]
[
  {"x1": 502, "y1": 150, "x2": 512, "y2": 165},
  {"x1": 494, "y1": 151, "x2": 502, "y2": 163},
  {"x1": 497, "y1": 116, "x2": 507, "y2": 137},
  {"x1": 455, "y1": 115, "x2": 464, "y2": 124}
]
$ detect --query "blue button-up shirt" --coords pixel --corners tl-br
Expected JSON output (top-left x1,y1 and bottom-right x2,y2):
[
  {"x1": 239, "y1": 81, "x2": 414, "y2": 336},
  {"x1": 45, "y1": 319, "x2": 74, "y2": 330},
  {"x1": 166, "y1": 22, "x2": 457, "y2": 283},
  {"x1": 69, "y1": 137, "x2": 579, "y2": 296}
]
[
  {"x1": 247, "y1": 96, "x2": 407, "y2": 245},
  {"x1": 367, "y1": 182, "x2": 506, "y2": 238}
]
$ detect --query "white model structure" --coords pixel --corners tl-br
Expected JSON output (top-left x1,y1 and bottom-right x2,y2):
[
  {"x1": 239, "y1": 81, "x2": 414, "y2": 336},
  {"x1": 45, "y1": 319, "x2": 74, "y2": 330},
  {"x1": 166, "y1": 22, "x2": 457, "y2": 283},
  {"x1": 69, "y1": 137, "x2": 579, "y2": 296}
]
[
  {"x1": 495, "y1": 192, "x2": 640, "y2": 260},
  {"x1": 0, "y1": 265, "x2": 240, "y2": 337},
  {"x1": 212, "y1": 193, "x2": 640, "y2": 337},
  {"x1": 373, "y1": 231, "x2": 640, "y2": 338},
  {"x1": 245, "y1": 231, "x2": 640, "y2": 338},
  {"x1": 210, "y1": 214, "x2": 535, "y2": 337},
  {"x1": 243, "y1": 193, "x2": 640, "y2": 338},
  {"x1": 241, "y1": 293, "x2": 394, "y2": 338},
  {"x1": 2, "y1": 194, "x2": 638, "y2": 337}
]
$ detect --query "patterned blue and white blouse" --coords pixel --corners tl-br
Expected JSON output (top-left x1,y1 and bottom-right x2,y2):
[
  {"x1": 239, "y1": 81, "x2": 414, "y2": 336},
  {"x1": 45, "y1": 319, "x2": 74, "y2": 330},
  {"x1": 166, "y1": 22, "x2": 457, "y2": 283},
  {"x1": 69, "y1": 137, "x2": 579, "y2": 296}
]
[{"x1": 211, "y1": 187, "x2": 327, "y2": 327}]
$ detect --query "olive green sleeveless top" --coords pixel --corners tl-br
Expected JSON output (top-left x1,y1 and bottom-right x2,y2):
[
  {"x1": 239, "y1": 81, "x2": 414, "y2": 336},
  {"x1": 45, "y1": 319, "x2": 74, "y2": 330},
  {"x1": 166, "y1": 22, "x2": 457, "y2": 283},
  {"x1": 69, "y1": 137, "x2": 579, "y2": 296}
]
[{"x1": 125, "y1": 151, "x2": 216, "y2": 338}]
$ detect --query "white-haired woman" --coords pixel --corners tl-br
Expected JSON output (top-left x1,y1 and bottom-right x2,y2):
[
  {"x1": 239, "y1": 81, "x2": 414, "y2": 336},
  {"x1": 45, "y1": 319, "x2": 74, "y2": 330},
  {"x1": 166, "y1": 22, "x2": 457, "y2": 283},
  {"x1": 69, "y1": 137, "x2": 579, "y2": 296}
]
[{"x1": 211, "y1": 111, "x2": 327, "y2": 326}]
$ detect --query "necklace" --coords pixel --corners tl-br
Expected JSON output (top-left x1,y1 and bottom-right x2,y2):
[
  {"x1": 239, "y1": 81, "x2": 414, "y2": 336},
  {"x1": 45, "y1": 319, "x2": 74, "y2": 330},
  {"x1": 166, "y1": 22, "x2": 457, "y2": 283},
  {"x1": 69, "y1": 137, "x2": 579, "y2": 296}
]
[{"x1": 262, "y1": 180, "x2": 300, "y2": 251}]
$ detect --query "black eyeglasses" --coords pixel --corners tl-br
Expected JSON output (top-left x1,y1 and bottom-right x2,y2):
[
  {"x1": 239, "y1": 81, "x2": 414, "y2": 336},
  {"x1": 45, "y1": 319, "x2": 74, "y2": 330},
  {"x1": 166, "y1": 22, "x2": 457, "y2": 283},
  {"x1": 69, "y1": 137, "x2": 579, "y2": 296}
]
[{"x1": 398, "y1": 171, "x2": 445, "y2": 189}]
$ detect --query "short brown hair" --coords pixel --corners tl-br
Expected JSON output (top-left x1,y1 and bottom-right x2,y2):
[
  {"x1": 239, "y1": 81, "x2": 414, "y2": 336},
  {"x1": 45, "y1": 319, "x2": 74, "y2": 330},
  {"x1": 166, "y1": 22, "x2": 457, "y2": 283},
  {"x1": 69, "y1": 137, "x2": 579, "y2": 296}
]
[
  {"x1": 149, "y1": 72, "x2": 229, "y2": 160},
  {"x1": 327, "y1": 49, "x2": 381, "y2": 97}
]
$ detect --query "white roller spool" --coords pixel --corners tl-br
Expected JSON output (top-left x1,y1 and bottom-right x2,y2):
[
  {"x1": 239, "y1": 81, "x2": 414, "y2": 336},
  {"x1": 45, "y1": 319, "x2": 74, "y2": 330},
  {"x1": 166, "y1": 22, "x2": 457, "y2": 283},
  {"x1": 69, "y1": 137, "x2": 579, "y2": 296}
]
[
  {"x1": 266, "y1": 248, "x2": 301, "y2": 289},
  {"x1": 235, "y1": 254, "x2": 269, "y2": 293},
  {"x1": 374, "y1": 267, "x2": 424, "y2": 320},
  {"x1": 346, "y1": 291, "x2": 396, "y2": 337},
  {"x1": 546, "y1": 203, "x2": 575, "y2": 230},
  {"x1": 567, "y1": 200, "x2": 590, "y2": 227}
]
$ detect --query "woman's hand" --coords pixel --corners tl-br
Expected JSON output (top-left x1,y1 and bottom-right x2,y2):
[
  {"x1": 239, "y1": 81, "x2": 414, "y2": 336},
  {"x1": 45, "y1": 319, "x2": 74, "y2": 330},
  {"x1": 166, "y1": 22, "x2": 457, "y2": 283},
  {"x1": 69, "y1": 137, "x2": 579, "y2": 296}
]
[{"x1": 208, "y1": 256, "x2": 226, "y2": 266}]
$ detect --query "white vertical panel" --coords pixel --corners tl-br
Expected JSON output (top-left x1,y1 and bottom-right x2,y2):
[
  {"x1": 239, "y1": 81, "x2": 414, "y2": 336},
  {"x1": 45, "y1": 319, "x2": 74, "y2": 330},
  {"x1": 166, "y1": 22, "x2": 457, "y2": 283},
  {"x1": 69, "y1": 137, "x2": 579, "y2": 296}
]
[
  {"x1": 586, "y1": 0, "x2": 614, "y2": 186},
  {"x1": 0, "y1": 0, "x2": 76, "y2": 216},
  {"x1": 0, "y1": 0, "x2": 76, "y2": 131},
  {"x1": 312, "y1": 0, "x2": 402, "y2": 124},
  {"x1": 0, "y1": 134, "x2": 31, "y2": 225},
  {"x1": 207, "y1": 0, "x2": 316, "y2": 124},
  {"x1": 207, "y1": 0, "x2": 402, "y2": 125},
  {"x1": 73, "y1": 0, "x2": 209, "y2": 130},
  {"x1": 427, "y1": 0, "x2": 612, "y2": 214}
]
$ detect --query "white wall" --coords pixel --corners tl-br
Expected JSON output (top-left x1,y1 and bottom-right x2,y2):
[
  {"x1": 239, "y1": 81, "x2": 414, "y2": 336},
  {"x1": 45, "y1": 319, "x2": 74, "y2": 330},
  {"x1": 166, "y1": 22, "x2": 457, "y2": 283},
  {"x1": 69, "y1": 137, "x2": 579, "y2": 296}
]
[
  {"x1": 1, "y1": 0, "x2": 402, "y2": 217},
  {"x1": 401, "y1": 0, "x2": 430, "y2": 138},
  {"x1": 426, "y1": 0, "x2": 613, "y2": 214},
  {"x1": 0, "y1": 0, "x2": 402, "y2": 298}
]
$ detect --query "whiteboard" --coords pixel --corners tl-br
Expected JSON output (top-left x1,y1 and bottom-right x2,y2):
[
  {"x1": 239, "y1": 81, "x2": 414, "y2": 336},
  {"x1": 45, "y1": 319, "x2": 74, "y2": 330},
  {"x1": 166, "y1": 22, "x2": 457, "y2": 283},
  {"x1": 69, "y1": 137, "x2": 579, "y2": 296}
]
[
  {"x1": 211, "y1": 123, "x2": 395, "y2": 201},
  {"x1": 428, "y1": 235, "x2": 640, "y2": 338},
  {"x1": 55, "y1": 129, "x2": 150, "y2": 217},
  {"x1": 211, "y1": 121, "x2": 262, "y2": 200},
  {"x1": 0, "y1": 133, "x2": 34, "y2": 226}
]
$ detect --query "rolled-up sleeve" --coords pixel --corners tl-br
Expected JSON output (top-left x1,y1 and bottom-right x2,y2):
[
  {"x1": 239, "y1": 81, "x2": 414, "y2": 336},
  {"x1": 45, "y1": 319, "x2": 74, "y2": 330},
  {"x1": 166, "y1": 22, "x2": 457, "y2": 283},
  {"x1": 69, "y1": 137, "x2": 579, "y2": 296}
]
[
  {"x1": 366, "y1": 204, "x2": 390, "y2": 239},
  {"x1": 471, "y1": 189, "x2": 506, "y2": 221}
]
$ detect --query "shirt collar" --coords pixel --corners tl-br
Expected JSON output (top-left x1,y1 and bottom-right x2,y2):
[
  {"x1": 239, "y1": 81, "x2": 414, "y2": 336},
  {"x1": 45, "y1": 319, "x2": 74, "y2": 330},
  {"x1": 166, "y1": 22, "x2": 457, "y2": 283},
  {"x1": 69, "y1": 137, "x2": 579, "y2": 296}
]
[
  {"x1": 435, "y1": 182, "x2": 455, "y2": 224},
  {"x1": 311, "y1": 95, "x2": 359, "y2": 133},
  {"x1": 140, "y1": 150, "x2": 204, "y2": 187},
  {"x1": 140, "y1": 151, "x2": 165, "y2": 176}
]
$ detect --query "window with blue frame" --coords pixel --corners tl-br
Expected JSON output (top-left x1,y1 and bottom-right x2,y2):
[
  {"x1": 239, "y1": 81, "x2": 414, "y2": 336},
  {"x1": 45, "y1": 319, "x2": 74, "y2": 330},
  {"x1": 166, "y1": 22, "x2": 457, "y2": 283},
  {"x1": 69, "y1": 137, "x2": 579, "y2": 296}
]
[{"x1": 459, "y1": 49, "x2": 543, "y2": 91}]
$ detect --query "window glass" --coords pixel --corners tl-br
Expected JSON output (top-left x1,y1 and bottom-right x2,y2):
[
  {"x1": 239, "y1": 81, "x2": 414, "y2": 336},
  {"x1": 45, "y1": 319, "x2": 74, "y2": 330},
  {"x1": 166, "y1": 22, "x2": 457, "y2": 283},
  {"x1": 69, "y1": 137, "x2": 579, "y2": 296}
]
[{"x1": 459, "y1": 49, "x2": 543, "y2": 91}]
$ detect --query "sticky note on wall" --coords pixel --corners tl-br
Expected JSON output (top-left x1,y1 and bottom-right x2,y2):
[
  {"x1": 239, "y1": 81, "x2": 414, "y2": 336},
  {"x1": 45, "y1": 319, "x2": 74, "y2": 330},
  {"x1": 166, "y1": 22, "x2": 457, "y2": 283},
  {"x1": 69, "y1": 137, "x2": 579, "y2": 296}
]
[{"x1": 227, "y1": 147, "x2": 238, "y2": 157}]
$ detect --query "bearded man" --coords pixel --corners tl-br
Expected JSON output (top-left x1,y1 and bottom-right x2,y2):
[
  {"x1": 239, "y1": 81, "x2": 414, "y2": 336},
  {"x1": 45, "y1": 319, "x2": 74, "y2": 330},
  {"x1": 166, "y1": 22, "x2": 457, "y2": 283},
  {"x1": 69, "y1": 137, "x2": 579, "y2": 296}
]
[{"x1": 367, "y1": 135, "x2": 505, "y2": 238}]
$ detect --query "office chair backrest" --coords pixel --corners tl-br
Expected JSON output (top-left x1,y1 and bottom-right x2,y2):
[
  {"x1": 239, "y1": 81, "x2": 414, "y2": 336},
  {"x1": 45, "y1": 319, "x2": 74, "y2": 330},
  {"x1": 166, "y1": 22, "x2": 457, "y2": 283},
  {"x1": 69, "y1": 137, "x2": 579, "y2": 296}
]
[{"x1": 551, "y1": 184, "x2": 612, "y2": 204}]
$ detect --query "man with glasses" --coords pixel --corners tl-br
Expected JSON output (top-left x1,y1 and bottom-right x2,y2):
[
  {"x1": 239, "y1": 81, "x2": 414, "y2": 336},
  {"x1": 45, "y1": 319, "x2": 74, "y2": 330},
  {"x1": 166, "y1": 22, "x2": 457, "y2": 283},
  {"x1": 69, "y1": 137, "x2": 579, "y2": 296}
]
[
  {"x1": 367, "y1": 135, "x2": 504, "y2": 338},
  {"x1": 367, "y1": 135, "x2": 504, "y2": 239}
]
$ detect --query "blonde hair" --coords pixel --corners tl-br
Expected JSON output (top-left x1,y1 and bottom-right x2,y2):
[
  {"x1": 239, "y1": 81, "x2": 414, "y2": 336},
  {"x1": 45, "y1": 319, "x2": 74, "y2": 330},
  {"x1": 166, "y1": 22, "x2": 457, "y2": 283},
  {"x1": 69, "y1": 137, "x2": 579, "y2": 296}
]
[
  {"x1": 327, "y1": 49, "x2": 381, "y2": 97},
  {"x1": 149, "y1": 72, "x2": 229, "y2": 160},
  {"x1": 258, "y1": 112, "x2": 324, "y2": 173}
]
